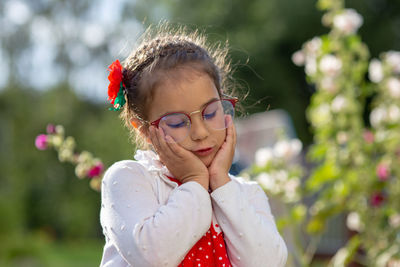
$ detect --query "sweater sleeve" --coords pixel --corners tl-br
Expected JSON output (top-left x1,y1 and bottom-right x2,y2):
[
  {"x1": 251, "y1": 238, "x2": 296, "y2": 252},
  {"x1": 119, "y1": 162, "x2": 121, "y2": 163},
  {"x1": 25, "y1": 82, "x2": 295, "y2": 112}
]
[
  {"x1": 100, "y1": 161, "x2": 212, "y2": 267},
  {"x1": 210, "y1": 176, "x2": 288, "y2": 267}
]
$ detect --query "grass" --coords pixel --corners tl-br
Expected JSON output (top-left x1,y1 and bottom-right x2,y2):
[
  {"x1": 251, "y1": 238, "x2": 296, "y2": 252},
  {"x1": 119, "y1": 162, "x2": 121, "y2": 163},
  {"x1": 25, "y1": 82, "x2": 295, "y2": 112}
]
[{"x1": 0, "y1": 237, "x2": 104, "y2": 267}]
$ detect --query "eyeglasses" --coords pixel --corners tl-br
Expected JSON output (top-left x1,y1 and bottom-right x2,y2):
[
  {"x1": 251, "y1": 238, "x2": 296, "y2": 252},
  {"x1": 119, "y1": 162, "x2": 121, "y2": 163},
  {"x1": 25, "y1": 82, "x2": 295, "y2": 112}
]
[{"x1": 150, "y1": 98, "x2": 238, "y2": 143}]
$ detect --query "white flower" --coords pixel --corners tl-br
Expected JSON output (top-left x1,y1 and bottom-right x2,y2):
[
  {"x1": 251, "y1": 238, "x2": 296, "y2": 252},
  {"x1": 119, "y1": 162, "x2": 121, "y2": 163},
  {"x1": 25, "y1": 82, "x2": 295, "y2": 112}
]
[
  {"x1": 274, "y1": 139, "x2": 302, "y2": 160},
  {"x1": 336, "y1": 131, "x2": 349, "y2": 144},
  {"x1": 388, "y1": 105, "x2": 400, "y2": 123},
  {"x1": 319, "y1": 54, "x2": 342, "y2": 77},
  {"x1": 370, "y1": 107, "x2": 387, "y2": 128},
  {"x1": 273, "y1": 170, "x2": 289, "y2": 183},
  {"x1": 290, "y1": 139, "x2": 303, "y2": 156},
  {"x1": 283, "y1": 179, "x2": 300, "y2": 202},
  {"x1": 346, "y1": 212, "x2": 364, "y2": 232},
  {"x1": 58, "y1": 148, "x2": 73, "y2": 162},
  {"x1": 387, "y1": 78, "x2": 400, "y2": 98},
  {"x1": 292, "y1": 50, "x2": 306, "y2": 66},
  {"x1": 304, "y1": 37, "x2": 322, "y2": 56},
  {"x1": 55, "y1": 125, "x2": 65, "y2": 135},
  {"x1": 78, "y1": 151, "x2": 93, "y2": 163},
  {"x1": 305, "y1": 56, "x2": 317, "y2": 75},
  {"x1": 375, "y1": 130, "x2": 387, "y2": 142},
  {"x1": 331, "y1": 95, "x2": 348, "y2": 112},
  {"x1": 256, "y1": 173, "x2": 278, "y2": 193},
  {"x1": 368, "y1": 59, "x2": 384, "y2": 83},
  {"x1": 384, "y1": 50, "x2": 400, "y2": 73},
  {"x1": 320, "y1": 77, "x2": 338, "y2": 93},
  {"x1": 255, "y1": 147, "x2": 273, "y2": 167},
  {"x1": 333, "y1": 9, "x2": 363, "y2": 35},
  {"x1": 389, "y1": 213, "x2": 400, "y2": 228},
  {"x1": 50, "y1": 135, "x2": 63, "y2": 147},
  {"x1": 311, "y1": 103, "x2": 331, "y2": 126},
  {"x1": 75, "y1": 163, "x2": 90, "y2": 179}
]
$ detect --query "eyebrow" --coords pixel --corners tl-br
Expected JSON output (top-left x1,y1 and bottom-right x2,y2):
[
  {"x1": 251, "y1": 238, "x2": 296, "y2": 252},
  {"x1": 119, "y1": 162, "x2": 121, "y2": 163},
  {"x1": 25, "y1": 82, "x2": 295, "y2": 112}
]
[{"x1": 158, "y1": 97, "x2": 220, "y2": 118}]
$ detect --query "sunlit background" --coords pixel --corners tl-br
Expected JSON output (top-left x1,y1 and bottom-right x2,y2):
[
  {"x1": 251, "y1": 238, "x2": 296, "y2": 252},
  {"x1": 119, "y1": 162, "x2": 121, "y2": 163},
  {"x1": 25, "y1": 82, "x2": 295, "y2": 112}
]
[{"x1": 1, "y1": 0, "x2": 399, "y2": 266}]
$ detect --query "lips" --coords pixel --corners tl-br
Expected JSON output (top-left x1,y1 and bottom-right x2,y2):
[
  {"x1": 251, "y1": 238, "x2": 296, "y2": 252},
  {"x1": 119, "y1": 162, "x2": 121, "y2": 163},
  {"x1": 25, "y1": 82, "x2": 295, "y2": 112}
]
[{"x1": 193, "y1": 147, "x2": 214, "y2": 157}]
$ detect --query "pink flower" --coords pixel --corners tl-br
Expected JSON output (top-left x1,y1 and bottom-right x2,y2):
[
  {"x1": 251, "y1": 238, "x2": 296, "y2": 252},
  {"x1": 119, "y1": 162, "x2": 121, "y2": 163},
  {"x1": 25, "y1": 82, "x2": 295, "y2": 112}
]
[
  {"x1": 376, "y1": 163, "x2": 390, "y2": 181},
  {"x1": 46, "y1": 124, "x2": 56, "y2": 134},
  {"x1": 35, "y1": 134, "x2": 48, "y2": 150},
  {"x1": 87, "y1": 162, "x2": 104, "y2": 178},
  {"x1": 363, "y1": 130, "x2": 374, "y2": 144},
  {"x1": 370, "y1": 192, "x2": 385, "y2": 207}
]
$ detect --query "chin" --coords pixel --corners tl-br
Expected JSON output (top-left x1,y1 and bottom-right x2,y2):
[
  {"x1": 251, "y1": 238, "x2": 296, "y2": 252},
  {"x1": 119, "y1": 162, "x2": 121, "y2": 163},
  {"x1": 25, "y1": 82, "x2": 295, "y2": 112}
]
[{"x1": 200, "y1": 152, "x2": 216, "y2": 167}]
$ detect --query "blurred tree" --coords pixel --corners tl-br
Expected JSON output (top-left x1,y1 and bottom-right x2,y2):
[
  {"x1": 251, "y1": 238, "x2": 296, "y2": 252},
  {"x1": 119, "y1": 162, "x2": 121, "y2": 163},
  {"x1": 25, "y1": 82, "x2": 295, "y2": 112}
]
[{"x1": 129, "y1": 0, "x2": 400, "y2": 143}]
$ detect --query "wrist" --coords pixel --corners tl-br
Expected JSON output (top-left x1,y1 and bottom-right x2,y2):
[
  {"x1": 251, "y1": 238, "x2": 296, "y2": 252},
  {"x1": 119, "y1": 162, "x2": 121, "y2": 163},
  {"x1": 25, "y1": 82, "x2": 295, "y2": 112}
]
[
  {"x1": 183, "y1": 175, "x2": 209, "y2": 191},
  {"x1": 209, "y1": 174, "x2": 230, "y2": 191}
]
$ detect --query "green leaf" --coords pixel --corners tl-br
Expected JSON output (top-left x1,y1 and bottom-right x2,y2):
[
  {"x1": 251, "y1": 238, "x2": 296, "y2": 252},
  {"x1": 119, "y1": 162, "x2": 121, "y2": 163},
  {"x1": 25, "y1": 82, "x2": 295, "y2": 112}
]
[{"x1": 306, "y1": 162, "x2": 340, "y2": 192}]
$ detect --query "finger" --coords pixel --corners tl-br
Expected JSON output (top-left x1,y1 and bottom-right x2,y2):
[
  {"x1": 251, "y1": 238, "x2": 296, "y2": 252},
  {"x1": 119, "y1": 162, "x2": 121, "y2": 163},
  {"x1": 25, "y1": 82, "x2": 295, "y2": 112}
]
[
  {"x1": 231, "y1": 118, "x2": 237, "y2": 147},
  {"x1": 155, "y1": 127, "x2": 174, "y2": 157},
  {"x1": 164, "y1": 135, "x2": 190, "y2": 158},
  {"x1": 149, "y1": 126, "x2": 161, "y2": 152}
]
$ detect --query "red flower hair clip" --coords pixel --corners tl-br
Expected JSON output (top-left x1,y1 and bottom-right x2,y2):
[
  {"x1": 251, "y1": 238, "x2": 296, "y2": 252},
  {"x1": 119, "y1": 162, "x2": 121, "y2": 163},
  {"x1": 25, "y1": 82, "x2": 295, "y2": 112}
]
[{"x1": 107, "y1": 59, "x2": 126, "y2": 111}]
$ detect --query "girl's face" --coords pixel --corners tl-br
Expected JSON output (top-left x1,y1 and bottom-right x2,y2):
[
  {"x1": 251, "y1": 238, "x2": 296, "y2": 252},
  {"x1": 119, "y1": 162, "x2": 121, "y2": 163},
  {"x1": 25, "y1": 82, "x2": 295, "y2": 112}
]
[{"x1": 146, "y1": 67, "x2": 226, "y2": 167}]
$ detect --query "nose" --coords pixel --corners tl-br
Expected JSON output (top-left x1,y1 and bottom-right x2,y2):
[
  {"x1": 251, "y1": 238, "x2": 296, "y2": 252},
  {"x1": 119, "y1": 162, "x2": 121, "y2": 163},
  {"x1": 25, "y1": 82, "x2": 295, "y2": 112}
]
[{"x1": 189, "y1": 115, "x2": 210, "y2": 141}]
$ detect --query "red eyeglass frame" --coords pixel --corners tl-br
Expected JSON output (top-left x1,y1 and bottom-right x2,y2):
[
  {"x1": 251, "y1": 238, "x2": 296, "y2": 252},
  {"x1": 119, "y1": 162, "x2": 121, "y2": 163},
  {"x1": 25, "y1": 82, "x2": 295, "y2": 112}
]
[{"x1": 149, "y1": 98, "x2": 239, "y2": 128}]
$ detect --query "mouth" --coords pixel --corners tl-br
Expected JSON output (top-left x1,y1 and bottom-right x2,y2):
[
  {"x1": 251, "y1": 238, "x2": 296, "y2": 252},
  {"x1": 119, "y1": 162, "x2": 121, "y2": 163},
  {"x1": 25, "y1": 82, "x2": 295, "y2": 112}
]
[{"x1": 193, "y1": 146, "x2": 214, "y2": 157}]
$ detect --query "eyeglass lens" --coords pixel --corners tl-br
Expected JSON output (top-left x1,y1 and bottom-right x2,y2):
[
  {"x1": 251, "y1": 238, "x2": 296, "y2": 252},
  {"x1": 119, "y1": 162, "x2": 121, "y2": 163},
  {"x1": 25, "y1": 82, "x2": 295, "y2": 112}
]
[{"x1": 158, "y1": 100, "x2": 235, "y2": 143}]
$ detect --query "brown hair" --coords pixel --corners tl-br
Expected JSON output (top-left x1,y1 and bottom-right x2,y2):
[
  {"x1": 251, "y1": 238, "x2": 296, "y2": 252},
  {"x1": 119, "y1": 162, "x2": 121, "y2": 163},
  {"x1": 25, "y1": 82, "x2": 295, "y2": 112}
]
[{"x1": 118, "y1": 24, "x2": 240, "y2": 149}]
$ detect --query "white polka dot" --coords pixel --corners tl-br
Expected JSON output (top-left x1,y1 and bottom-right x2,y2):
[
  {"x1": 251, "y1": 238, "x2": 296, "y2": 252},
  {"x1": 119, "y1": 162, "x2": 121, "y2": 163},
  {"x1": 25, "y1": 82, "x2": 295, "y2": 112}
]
[
  {"x1": 199, "y1": 247, "x2": 202, "y2": 250},
  {"x1": 220, "y1": 244, "x2": 223, "y2": 247},
  {"x1": 127, "y1": 204, "x2": 131, "y2": 208},
  {"x1": 219, "y1": 257, "x2": 222, "y2": 260},
  {"x1": 206, "y1": 255, "x2": 209, "y2": 259},
  {"x1": 113, "y1": 181, "x2": 118, "y2": 185},
  {"x1": 213, "y1": 235, "x2": 216, "y2": 239},
  {"x1": 120, "y1": 225, "x2": 125, "y2": 230},
  {"x1": 237, "y1": 256, "x2": 241, "y2": 261},
  {"x1": 208, "y1": 242, "x2": 211, "y2": 245},
  {"x1": 127, "y1": 251, "x2": 131, "y2": 256},
  {"x1": 208, "y1": 231, "x2": 211, "y2": 233},
  {"x1": 198, "y1": 264, "x2": 201, "y2": 267},
  {"x1": 239, "y1": 232, "x2": 243, "y2": 237},
  {"x1": 192, "y1": 253, "x2": 194, "y2": 256}
]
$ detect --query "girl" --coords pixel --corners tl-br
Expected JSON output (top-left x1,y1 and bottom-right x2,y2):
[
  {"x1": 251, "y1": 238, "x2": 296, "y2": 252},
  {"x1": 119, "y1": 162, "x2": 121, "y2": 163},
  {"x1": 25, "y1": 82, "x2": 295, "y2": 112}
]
[{"x1": 100, "y1": 26, "x2": 287, "y2": 267}]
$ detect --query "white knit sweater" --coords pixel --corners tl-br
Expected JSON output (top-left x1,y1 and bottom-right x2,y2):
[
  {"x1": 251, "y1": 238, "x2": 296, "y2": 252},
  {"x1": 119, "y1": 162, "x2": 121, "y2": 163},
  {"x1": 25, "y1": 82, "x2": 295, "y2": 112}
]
[{"x1": 100, "y1": 150, "x2": 287, "y2": 267}]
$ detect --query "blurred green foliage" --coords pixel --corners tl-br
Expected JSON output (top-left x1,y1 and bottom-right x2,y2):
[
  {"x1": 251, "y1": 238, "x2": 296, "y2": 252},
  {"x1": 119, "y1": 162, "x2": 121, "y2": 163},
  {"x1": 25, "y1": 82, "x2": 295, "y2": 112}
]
[{"x1": 0, "y1": 84, "x2": 132, "y2": 264}]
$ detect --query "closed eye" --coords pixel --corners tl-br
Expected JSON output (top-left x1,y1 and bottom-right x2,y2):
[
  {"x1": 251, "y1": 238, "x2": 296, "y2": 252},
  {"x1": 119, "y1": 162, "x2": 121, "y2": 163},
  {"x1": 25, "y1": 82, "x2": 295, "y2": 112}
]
[
  {"x1": 167, "y1": 121, "x2": 187, "y2": 128},
  {"x1": 203, "y1": 110, "x2": 217, "y2": 120}
]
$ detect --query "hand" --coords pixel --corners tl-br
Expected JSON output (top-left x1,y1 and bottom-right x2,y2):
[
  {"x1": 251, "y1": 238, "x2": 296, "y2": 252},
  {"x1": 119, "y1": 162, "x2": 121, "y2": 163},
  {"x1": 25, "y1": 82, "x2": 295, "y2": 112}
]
[
  {"x1": 149, "y1": 126, "x2": 209, "y2": 190},
  {"x1": 208, "y1": 116, "x2": 237, "y2": 191}
]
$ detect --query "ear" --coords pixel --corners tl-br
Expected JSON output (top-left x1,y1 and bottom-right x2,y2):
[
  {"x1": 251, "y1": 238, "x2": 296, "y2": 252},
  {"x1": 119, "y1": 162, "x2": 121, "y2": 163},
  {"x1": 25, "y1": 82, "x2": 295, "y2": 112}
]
[{"x1": 130, "y1": 118, "x2": 152, "y2": 144}]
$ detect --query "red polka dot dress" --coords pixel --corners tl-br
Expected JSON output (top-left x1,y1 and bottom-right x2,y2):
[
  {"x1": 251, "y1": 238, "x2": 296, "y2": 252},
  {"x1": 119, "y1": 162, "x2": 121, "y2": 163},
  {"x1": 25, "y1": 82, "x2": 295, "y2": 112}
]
[{"x1": 167, "y1": 176, "x2": 232, "y2": 267}]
